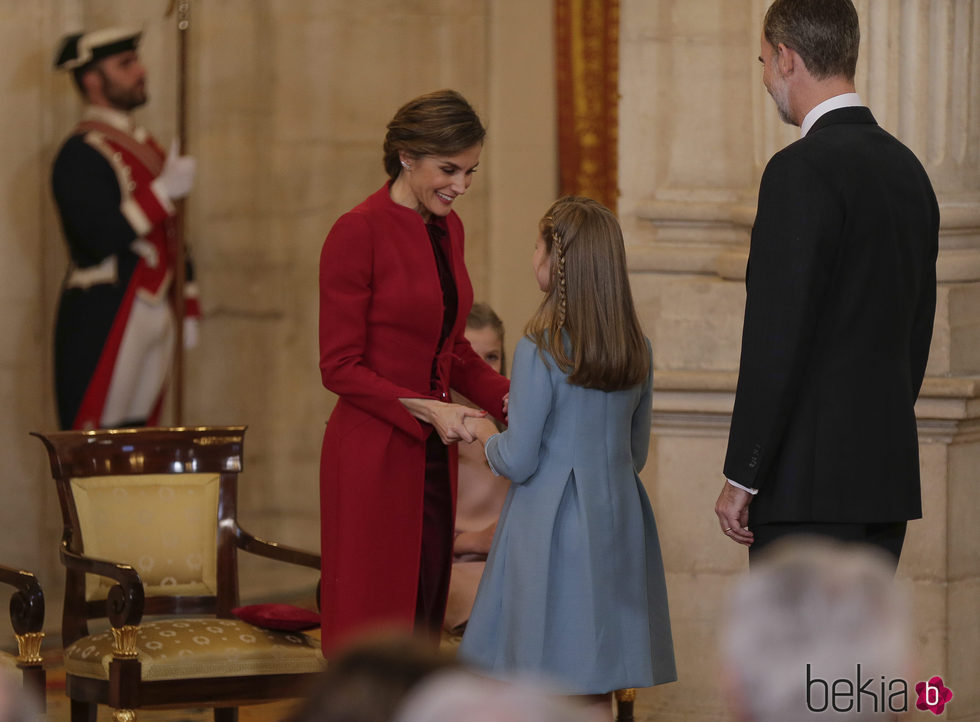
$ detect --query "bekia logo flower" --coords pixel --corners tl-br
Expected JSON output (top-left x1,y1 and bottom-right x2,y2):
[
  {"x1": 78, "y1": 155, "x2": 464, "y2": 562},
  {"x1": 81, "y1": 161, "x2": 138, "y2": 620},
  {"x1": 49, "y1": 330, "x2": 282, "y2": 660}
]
[{"x1": 915, "y1": 676, "x2": 953, "y2": 715}]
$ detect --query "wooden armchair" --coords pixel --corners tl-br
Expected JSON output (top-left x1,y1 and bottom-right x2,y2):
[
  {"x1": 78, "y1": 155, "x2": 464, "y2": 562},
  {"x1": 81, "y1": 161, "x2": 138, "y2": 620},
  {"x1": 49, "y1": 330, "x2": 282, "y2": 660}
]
[
  {"x1": 32, "y1": 426, "x2": 326, "y2": 722},
  {"x1": 0, "y1": 563, "x2": 45, "y2": 708}
]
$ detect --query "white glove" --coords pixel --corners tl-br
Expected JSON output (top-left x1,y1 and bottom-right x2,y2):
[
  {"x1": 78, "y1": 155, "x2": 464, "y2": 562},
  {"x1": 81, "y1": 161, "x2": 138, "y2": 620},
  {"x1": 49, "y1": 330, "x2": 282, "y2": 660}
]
[{"x1": 155, "y1": 139, "x2": 196, "y2": 200}]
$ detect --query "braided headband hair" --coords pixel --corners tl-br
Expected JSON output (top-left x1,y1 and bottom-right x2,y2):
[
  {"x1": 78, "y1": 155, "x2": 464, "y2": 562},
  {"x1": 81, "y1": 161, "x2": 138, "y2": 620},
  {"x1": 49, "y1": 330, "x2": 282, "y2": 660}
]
[
  {"x1": 552, "y1": 228, "x2": 568, "y2": 330},
  {"x1": 540, "y1": 200, "x2": 580, "y2": 333},
  {"x1": 538, "y1": 212, "x2": 567, "y2": 330}
]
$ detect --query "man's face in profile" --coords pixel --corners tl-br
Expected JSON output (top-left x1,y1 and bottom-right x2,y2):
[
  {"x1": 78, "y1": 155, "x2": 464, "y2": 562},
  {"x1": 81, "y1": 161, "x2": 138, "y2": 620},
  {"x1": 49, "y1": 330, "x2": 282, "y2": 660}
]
[
  {"x1": 94, "y1": 50, "x2": 148, "y2": 111},
  {"x1": 760, "y1": 34, "x2": 794, "y2": 126}
]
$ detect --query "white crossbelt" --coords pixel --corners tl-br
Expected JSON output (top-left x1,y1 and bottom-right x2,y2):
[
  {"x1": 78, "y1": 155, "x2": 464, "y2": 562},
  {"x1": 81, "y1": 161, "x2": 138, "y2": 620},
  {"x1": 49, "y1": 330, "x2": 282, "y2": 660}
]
[
  {"x1": 65, "y1": 241, "x2": 160, "y2": 289},
  {"x1": 66, "y1": 255, "x2": 117, "y2": 289}
]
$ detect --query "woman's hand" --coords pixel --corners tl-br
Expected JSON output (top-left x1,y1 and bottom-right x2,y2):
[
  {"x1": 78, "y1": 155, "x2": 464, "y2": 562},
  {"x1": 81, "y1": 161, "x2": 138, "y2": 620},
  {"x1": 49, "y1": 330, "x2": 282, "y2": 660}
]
[{"x1": 399, "y1": 397, "x2": 487, "y2": 444}]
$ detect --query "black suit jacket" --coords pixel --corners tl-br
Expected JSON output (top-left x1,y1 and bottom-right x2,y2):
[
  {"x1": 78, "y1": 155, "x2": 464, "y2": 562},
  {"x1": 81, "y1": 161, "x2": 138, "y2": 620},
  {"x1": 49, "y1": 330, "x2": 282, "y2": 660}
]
[{"x1": 724, "y1": 106, "x2": 939, "y2": 523}]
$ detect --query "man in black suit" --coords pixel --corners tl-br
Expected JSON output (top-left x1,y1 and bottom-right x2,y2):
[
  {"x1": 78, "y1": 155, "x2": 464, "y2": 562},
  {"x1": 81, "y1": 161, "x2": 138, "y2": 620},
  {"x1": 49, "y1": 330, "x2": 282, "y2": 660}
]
[{"x1": 714, "y1": 0, "x2": 939, "y2": 566}]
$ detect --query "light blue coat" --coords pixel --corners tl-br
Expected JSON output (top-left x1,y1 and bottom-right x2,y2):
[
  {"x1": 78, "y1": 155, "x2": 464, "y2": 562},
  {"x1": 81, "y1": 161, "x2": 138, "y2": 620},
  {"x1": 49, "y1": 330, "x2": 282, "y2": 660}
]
[{"x1": 459, "y1": 335, "x2": 676, "y2": 694}]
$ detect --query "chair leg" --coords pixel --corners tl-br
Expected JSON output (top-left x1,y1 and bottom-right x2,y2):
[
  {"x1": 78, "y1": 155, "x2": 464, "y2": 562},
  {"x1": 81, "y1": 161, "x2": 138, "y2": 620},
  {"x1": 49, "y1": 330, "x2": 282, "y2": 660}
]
[
  {"x1": 70, "y1": 699, "x2": 97, "y2": 722},
  {"x1": 19, "y1": 666, "x2": 45, "y2": 712},
  {"x1": 614, "y1": 688, "x2": 636, "y2": 722},
  {"x1": 214, "y1": 707, "x2": 238, "y2": 722}
]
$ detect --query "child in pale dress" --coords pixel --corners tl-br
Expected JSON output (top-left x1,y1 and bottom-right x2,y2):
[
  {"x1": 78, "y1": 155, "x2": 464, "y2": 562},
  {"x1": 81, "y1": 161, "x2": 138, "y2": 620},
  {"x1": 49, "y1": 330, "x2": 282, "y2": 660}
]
[
  {"x1": 443, "y1": 304, "x2": 511, "y2": 634},
  {"x1": 458, "y1": 197, "x2": 677, "y2": 711}
]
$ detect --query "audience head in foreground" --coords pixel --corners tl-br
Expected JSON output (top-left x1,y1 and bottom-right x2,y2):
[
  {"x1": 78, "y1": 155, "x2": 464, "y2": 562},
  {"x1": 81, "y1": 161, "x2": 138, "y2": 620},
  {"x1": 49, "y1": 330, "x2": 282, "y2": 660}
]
[
  {"x1": 722, "y1": 538, "x2": 913, "y2": 721},
  {"x1": 291, "y1": 633, "x2": 456, "y2": 722},
  {"x1": 393, "y1": 670, "x2": 598, "y2": 722}
]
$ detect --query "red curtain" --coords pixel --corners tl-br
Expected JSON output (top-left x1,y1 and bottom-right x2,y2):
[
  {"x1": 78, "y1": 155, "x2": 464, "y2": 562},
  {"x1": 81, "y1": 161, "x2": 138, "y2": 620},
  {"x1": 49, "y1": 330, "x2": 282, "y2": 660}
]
[{"x1": 555, "y1": 0, "x2": 620, "y2": 213}]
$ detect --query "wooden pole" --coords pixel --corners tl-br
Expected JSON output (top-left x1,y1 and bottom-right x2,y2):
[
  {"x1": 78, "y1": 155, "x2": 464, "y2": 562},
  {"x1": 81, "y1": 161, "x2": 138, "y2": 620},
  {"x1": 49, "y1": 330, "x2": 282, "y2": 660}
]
[{"x1": 170, "y1": 0, "x2": 190, "y2": 425}]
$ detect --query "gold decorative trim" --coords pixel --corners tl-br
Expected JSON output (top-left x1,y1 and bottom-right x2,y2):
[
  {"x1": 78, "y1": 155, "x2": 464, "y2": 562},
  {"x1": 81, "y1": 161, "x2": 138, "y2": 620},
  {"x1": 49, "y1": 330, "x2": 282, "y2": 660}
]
[
  {"x1": 194, "y1": 435, "x2": 242, "y2": 446},
  {"x1": 615, "y1": 688, "x2": 636, "y2": 702},
  {"x1": 556, "y1": 0, "x2": 620, "y2": 212},
  {"x1": 15, "y1": 632, "x2": 44, "y2": 665},
  {"x1": 112, "y1": 709, "x2": 137, "y2": 722},
  {"x1": 111, "y1": 625, "x2": 140, "y2": 659}
]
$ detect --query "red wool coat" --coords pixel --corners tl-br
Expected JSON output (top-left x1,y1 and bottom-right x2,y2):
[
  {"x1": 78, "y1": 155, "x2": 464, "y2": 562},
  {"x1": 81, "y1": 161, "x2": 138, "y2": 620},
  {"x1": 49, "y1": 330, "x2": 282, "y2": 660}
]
[{"x1": 318, "y1": 185, "x2": 509, "y2": 652}]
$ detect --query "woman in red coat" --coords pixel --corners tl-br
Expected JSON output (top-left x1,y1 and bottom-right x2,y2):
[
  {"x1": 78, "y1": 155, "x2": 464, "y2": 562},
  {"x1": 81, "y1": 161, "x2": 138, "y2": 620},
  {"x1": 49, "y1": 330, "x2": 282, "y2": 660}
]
[{"x1": 318, "y1": 90, "x2": 509, "y2": 653}]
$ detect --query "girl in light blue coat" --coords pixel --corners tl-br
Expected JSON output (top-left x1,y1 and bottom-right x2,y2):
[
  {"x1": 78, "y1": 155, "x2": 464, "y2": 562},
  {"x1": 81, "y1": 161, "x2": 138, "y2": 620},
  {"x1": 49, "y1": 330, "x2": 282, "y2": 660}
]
[{"x1": 459, "y1": 197, "x2": 676, "y2": 707}]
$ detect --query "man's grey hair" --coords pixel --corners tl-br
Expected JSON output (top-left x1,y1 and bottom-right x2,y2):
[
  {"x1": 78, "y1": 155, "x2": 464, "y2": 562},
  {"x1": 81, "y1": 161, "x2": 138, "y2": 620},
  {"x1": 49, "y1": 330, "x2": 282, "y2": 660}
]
[
  {"x1": 764, "y1": 0, "x2": 860, "y2": 80},
  {"x1": 722, "y1": 538, "x2": 912, "y2": 721}
]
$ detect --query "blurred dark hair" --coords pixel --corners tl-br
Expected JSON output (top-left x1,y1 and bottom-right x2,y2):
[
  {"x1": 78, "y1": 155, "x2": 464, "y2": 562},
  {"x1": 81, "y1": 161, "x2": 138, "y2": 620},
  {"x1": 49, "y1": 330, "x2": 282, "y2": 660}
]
[{"x1": 290, "y1": 634, "x2": 456, "y2": 722}]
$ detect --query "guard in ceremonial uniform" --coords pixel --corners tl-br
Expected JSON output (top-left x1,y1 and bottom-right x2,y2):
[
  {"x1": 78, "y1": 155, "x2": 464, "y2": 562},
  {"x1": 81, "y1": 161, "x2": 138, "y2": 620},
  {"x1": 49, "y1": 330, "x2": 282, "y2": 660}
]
[{"x1": 51, "y1": 28, "x2": 198, "y2": 430}]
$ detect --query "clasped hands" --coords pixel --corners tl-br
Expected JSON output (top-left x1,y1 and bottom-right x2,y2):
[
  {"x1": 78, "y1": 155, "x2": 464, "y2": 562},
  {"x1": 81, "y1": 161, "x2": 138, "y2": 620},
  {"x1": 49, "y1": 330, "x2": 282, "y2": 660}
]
[
  {"x1": 399, "y1": 394, "x2": 507, "y2": 446},
  {"x1": 433, "y1": 403, "x2": 487, "y2": 445}
]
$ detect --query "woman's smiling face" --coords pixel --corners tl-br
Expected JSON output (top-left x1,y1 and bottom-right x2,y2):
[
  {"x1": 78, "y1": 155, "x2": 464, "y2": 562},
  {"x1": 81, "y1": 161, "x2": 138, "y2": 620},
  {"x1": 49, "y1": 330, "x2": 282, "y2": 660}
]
[{"x1": 398, "y1": 144, "x2": 482, "y2": 220}]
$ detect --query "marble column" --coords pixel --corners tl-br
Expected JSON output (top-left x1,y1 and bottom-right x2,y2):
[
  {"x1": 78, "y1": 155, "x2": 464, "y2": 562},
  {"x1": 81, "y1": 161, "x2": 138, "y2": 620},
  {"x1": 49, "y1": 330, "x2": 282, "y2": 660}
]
[{"x1": 620, "y1": 1, "x2": 979, "y2": 719}]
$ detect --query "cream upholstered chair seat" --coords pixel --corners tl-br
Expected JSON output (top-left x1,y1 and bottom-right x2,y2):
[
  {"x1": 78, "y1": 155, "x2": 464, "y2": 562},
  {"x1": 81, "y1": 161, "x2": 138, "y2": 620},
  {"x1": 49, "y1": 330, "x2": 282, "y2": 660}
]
[{"x1": 65, "y1": 618, "x2": 323, "y2": 681}]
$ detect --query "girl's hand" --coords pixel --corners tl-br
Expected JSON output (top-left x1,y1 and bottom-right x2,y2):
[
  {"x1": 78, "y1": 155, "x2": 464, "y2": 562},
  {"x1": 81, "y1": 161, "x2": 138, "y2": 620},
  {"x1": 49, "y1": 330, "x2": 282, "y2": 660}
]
[
  {"x1": 502, "y1": 392, "x2": 510, "y2": 417},
  {"x1": 463, "y1": 415, "x2": 496, "y2": 446},
  {"x1": 399, "y1": 398, "x2": 487, "y2": 444}
]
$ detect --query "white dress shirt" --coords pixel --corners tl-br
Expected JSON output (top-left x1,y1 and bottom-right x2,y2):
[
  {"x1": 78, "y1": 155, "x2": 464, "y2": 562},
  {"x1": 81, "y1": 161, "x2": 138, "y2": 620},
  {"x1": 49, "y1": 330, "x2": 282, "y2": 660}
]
[{"x1": 800, "y1": 92, "x2": 863, "y2": 137}]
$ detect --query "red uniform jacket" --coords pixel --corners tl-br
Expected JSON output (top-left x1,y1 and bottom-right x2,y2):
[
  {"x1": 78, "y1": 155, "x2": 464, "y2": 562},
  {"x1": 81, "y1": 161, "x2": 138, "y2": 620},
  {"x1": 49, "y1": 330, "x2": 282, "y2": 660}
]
[{"x1": 318, "y1": 185, "x2": 509, "y2": 652}]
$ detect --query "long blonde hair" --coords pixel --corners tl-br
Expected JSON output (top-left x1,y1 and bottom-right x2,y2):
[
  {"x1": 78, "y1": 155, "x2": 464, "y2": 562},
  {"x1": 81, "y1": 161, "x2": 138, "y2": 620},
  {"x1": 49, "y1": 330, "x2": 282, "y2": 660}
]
[{"x1": 524, "y1": 196, "x2": 649, "y2": 391}]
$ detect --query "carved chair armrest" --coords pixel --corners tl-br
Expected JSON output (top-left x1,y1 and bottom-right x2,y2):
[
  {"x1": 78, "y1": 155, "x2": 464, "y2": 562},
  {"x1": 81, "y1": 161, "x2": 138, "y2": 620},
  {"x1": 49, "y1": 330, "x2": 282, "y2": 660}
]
[
  {"x1": 235, "y1": 527, "x2": 321, "y2": 570},
  {"x1": 0, "y1": 565, "x2": 44, "y2": 636},
  {"x1": 61, "y1": 543, "x2": 145, "y2": 629}
]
